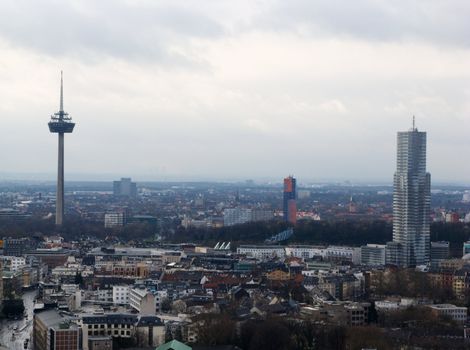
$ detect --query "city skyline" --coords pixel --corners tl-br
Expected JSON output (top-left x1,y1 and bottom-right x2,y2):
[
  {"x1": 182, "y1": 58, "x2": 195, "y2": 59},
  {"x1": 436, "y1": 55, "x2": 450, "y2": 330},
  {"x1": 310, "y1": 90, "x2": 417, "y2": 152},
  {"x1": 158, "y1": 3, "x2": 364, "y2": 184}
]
[{"x1": 1, "y1": 1, "x2": 470, "y2": 183}]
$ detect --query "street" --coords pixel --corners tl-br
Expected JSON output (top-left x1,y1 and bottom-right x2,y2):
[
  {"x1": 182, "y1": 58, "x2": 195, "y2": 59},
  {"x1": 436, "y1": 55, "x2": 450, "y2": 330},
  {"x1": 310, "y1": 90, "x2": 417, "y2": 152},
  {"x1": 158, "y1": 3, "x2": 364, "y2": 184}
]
[{"x1": 0, "y1": 290, "x2": 37, "y2": 350}]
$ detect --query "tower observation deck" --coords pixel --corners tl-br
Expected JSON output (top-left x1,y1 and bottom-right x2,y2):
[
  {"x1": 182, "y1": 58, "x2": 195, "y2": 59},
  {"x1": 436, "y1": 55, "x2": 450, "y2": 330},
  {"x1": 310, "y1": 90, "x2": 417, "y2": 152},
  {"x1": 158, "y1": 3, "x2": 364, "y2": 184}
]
[{"x1": 48, "y1": 72, "x2": 75, "y2": 225}]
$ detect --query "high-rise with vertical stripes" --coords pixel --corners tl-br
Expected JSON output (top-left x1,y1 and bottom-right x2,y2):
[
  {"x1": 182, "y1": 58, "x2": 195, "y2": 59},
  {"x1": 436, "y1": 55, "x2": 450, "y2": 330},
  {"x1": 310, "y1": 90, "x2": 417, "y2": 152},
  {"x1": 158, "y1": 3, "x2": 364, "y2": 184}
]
[{"x1": 392, "y1": 121, "x2": 430, "y2": 267}]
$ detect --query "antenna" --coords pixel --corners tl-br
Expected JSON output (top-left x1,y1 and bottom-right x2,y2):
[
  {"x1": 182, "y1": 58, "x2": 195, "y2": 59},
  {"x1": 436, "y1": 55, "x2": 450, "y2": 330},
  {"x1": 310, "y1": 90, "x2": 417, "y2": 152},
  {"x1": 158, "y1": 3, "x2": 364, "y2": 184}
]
[
  {"x1": 60, "y1": 71, "x2": 64, "y2": 114},
  {"x1": 412, "y1": 115, "x2": 416, "y2": 131}
]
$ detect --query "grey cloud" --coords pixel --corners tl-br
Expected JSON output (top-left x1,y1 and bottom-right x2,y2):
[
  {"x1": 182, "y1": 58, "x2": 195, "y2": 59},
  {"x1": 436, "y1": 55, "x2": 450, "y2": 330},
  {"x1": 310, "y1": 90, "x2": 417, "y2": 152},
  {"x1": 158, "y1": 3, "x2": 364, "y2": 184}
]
[
  {"x1": 254, "y1": 0, "x2": 470, "y2": 47},
  {"x1": 0, "y1": 0, "x2": 223, "y2": 62}
]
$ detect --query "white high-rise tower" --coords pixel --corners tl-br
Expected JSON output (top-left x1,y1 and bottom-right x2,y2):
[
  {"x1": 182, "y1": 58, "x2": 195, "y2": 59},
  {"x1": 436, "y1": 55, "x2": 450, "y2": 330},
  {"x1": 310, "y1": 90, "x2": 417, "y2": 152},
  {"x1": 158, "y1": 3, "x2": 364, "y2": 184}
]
[{"x1": 392, "y1": 118, "x2": 431, "y2": 267}]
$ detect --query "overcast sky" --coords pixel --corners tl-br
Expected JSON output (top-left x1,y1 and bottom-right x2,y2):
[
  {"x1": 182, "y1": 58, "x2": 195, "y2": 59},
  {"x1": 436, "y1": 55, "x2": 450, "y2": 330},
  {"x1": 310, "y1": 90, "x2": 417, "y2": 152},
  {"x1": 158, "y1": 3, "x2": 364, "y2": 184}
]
[{"x1": 0, "y1": 0, "x2": 469, "y2": 183}]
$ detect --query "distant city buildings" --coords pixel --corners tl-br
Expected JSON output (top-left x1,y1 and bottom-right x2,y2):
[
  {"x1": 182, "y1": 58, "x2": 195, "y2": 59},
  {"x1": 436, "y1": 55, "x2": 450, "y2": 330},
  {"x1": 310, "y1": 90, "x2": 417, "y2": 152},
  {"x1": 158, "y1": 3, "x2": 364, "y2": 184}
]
[
  {"x1": 392, "y1": 122, "x2": 431, "y2": 267},
  {"x1": 283, "y1": 175, "x2": 297, "y2": 224},
  {"x1": 113, "y1": 178, "x2": 137, "y2": 198},
  {"x1": 463, "y1": 191, "x2": 470, "y2": 203}
]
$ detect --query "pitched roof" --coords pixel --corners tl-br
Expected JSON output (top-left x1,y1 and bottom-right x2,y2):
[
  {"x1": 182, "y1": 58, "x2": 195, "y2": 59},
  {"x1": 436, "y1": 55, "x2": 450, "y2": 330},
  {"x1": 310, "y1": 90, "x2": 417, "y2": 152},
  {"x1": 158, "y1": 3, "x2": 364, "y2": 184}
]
[{"x1": 156, "y1": 340, "x2": 192, "y2": 350}]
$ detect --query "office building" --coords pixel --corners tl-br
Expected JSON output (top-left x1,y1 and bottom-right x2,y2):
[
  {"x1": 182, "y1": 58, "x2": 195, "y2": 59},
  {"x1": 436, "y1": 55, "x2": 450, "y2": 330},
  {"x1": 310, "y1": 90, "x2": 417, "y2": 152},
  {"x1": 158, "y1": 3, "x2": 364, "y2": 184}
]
[
  {"x1": 81, "y1": 314, "x2": 165, "y2": 350},
  {"x1": 3, "y1": 238, "x2": 29, "y2": 257},
  {"x1": 113, "y1": 178, "x2": 137, "y2": 197},
  {"x1": 430, "y1": 241, "x2": 450, "y2": 268},
  {"x1": 428, "y1": 304, "x2": 467, "y2": 323},
  {"x1": 283, "y1": 175, "x2": 297, "y2": 224},
  {"x1": 33, "y1": 309, "x2": 80, "y2": 350},
  {"x1": 392, "y1": 121, "x2": 431, "y2": 267},
  {"x1": 361, "y1": 244, "x2": 386, "y2": 266}
]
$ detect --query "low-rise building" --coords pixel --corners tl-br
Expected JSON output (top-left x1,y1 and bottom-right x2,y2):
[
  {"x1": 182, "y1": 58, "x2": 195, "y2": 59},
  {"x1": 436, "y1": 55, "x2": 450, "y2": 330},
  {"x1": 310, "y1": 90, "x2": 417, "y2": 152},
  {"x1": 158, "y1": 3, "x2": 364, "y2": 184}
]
[
  {"x1": 112, "y1": 285, "x2": 130, "y2": 305},
  {"x1": 237, "y1": 245, "x2": 286, "y2": 260},
  {"x1": 360, "y1": 244, "x2": 386, "y2": 266},
  {"x1": 428, "y1": 304, "x2": 468, "y2": 323},
  {"x1": 33, "y1": 309, "x2": 80, "y2": 350},
  {"x1": 129, "y1": 288, "x2": 156, "y2": 315}
]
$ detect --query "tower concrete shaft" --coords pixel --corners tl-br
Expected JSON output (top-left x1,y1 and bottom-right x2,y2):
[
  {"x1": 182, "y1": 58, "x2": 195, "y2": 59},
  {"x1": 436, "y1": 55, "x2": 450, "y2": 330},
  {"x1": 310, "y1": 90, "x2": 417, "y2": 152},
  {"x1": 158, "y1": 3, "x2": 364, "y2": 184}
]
[
  {"x1": 48, "y1": 71, "x2": 75, "y2": 226},
  {"x1": 56, "y1": 132, "x2": 64, "y2": 225}
]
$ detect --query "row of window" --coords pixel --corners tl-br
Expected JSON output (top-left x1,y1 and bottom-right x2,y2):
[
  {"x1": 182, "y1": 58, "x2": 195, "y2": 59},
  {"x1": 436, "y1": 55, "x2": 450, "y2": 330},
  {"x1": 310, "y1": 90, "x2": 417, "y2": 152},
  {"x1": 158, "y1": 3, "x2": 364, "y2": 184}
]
[
  {"x1": 88, "y1": 324, "x2": 132, "y2": 329},
  {"x1": 88, "y1": 330, "x2": 131, "y2": 336}
]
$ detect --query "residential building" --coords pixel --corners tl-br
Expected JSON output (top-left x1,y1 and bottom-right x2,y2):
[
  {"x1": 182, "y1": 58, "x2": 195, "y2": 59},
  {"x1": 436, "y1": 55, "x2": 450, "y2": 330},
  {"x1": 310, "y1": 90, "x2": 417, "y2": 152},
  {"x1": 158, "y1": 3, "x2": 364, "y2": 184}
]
[
  {"x1": 1, "y1": 256, "x2": 26, "y2": 271},
  {"x1": 112, "y1": 285, "x2": 130, "y2": 305},
  {"x1": 104, "y1": 212, "x2": 126, "y2": 228},
  {"x1": 129, "y1": 288, "x2": 156, "y2": 315},
  {"x1": 223, "y1": 208, "x2": 252, "y2": 226},
  {"x1": 223, "y1": 208, "x2": 274, "y2": 226}
]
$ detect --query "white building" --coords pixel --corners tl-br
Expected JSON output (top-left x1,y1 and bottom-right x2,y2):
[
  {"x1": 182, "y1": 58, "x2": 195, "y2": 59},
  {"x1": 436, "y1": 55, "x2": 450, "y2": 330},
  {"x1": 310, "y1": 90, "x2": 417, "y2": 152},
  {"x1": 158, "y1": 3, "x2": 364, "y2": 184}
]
[
  {"x1": 224, "y1": 208, "x2": 253, "y2": 226},
  {"x1": 324, "y1": 246, "x2": 361, "y2": 264},
  {"x1": 105, "y1": 212, "x2": 125, "y2": 228},
  {"x1": 1, "y1": 256, "x2": 26, "y2": 271},
  {"x1": 224, "y1": 207, "x2": 273, "y2": 226},
  {"x1": 94, "y1": 288, "x2": 113, "y2": 303},
  {"x1": 112, "y1": 285, "x2": 130, "y2": 305},
  {"x1": 428, "y1": 304, "x2": 467, "y2": 323},
  {"x1": 285, "y1": 245, "x2": 324, "y2": 259},
  {"x1": 237, "y1": 245, "x2": 285, "y2": 260}
]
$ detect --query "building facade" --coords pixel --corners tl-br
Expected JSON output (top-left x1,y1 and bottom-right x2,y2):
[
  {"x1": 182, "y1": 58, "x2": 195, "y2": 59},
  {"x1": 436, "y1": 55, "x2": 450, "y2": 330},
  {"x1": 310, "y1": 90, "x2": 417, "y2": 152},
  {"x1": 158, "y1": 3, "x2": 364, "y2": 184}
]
[
  {"x1": 113, "y1": 178, "x2": 137, "y2": 197},
  {"x1": 430, "y1": 241, "x2": 450, "y2": 268},
  {"x1": 104, "y1": 212, "x2": 126, "y2": 228},
  {"x1": 361, "y1": 244, "x2": 386, "y2": 266},
  {"x1": 283, "y1": 176, "x2": 297, "y2": 224},
  {"x1": 392, "y1": 125, "x2": 431, "y2": 267}
]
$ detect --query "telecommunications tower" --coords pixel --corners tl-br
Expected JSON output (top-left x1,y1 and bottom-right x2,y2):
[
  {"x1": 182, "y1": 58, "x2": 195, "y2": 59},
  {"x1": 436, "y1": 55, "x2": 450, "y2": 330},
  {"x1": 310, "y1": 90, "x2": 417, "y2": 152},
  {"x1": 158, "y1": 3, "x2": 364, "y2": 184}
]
[{"x1": 48, "y1": 72, "x2": 75, "y2": 225}]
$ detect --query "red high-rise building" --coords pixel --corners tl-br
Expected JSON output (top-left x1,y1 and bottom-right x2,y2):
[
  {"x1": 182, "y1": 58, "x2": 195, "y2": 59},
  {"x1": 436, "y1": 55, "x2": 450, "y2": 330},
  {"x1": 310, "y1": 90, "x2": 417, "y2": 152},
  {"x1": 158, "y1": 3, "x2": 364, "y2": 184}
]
[{"x1": 283, "y1": 176, "x2": 297, "y2": 224}]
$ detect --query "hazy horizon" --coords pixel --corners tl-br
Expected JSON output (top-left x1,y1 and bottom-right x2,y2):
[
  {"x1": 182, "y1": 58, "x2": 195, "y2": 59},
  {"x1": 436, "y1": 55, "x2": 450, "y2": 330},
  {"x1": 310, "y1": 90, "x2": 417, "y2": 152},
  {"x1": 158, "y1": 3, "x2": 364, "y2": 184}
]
[
  {"x1": 1, "y1": 1, "x2": 469, "y2": 182},
  {"x1": 0, "y1": 172, "x2": 469, "y2": 187}
]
